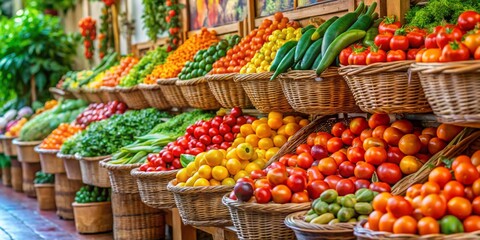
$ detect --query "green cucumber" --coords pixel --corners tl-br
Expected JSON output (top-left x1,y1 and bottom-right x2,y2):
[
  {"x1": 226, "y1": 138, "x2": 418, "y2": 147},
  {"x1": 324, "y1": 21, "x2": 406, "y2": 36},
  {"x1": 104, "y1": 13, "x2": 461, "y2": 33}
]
[
  {"x1": 300, "y1": 38, "x2": 323, "y2": 70},
  {"x1": 293, "y1": 60, "x2": 302, "y2": 70},
  {"x1": 348, "y1": 2, "x2": 377, "y2": 31},
  {"x1": 316, "y1": 30, "x2": 366, "y2": 75},
  {"x1": 294, "y1": 28, "x2": 316, "y2": 63},
  {"x1": 311, "y1": 54, "x2": 323, "y2": 70},
  {"x1": 270, "y1": 41, "x2": 297, "y2": 72},
  {"x1": 270, "y1": 46, "x2": 296, "y2": 81},
  {"x1": 372, "y1": 18, "x2": 384, "y2": 28},
  {"x1": 301, "y1": 25, "x2": 316, "y2": 34},
  {"x1": 311, "y1": 17, "x2": 339, "y2": 41}
]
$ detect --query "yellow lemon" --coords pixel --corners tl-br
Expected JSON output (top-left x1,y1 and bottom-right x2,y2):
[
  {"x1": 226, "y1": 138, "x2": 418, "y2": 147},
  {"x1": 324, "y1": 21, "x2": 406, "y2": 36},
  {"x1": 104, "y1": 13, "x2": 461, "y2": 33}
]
[
  {"x1": 266, "y1": 147, "x2": 280, "y2": 160},
  {"x1": 185, "y1": 173, "x2": 199, "y2": 186},
  {"x1": 244, "y1": 162, "x2": 261, "y2": 174},
  {"x1": 245, "y1": 134, "x2": 259, "y2": 147},
  {"x1": 232, "y1": 137, "x2": 245, "y2": 148},
  {"x1": 197, "y1": 165, "x2": 212, "y2": 179},
  {"x1": 240, "y1": 160, "x2": 250, "y2": 169},
  {"x1": 222, "y1": 178, "x2": 236, "y2": 186},
  {"x1": 186, "y1": 162, "x2": 197, "y2": 177},
  {"x1": 273, "y1": 134, "x2": 287, "y2": 147},
  {"x1": 209, "y1": 179, "x2": 221, "y2": 186},
  {"x1": 177, "y1": 182, "x2": 186, "y2": 187},
  {"x1": 212, "y1": 166, "x2": 229, "y2": 181},
  {"x1": 256, "y1": 123, "x2": 272, "y2": 138},
  {"x1": 236, "y1": 143, "x2": 254, "y2": 160},
  {"x1": 258, "y1": 138, "x2": 274, "y2": 150},
  {"x1": 205, "y1": 149, "x2": 224, "y2": 167},
  {"x1": 234, "y1": 170, "x2": 249, "y2": 181},
  {"x1": 226, "y1": 158, "x2": 242, "y2": 175},
  {"x1": 176, "y1": 168, "x2": 189, "y2": 183},
  {"x1": 240, "y1": 124, "x2": 254, "y2": 136},
  {"x1": 194, "y1": 178, "x2": 210, "y2": 187}
]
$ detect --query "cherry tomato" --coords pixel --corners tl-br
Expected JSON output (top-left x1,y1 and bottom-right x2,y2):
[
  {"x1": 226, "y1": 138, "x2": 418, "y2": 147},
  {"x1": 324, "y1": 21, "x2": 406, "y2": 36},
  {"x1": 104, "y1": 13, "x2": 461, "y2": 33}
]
[
  {"x1": 347, "y1": 146, "x2": 365, "y2": 164},
  {"x1": 369, "y1": 113, "x2": 390, "y2": 129},
  {"x1": 326, "y1": 137, "x2": 343, "y2": 153},
  {"x1": 339, "y1": 161, "x2": 355, "y2": 178},
  {"x1": 286, "y1": 174, "x2": 307, "y2": 193},
  {"x1": 365, "y1": 147, "x2": 388, "y2": 166},
  {"x1": 349, "y1": 117, "x2": 368, "y2": 135},
  {"x1": 254, "y1": 187, "x2": 272, "y2": 203},
  {"x1": 331, "y1": 123, "x2": 347, "y2": 138}
]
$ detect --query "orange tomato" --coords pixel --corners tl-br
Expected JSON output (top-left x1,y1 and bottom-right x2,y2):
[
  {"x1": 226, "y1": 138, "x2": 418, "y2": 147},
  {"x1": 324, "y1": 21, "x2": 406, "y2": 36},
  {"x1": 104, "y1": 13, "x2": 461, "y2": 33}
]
[
  {"x1": 454, "y1": 162, "x2": 480, "y2": 185},
  {"x1": 443, "y1": 180, "x2": 465, "y2": 200},
  {"x1": 387, "y1": 196, "x2": 413, "y2": 218},
  {"x1": 447, "y1": 197, "x2": 472, "y2": 220},
  {"x1": 393, "y1": 216, "x2": 417, "y2": 234},
  {"x1": 271, "y1": 184, "x2": 292, "y2": 204},
  {"x1": 378, "y1": 212, "x2": 397, "y2": 232},
  {"x1": 464, "y1": 215, "x2": 480, "y2": 233},
  {"x1": 406, "y1": 184, "x2": 423, "y2": 199},
  {"x1": 452, "y1": 155, "x2": 472, "y2": 171},
  {"x1": 373, "y1": 192, "x2": 393, "y2": 213},
  {"x1": 428, "y1": 166, "x2": 452, "y2": 188},
  {"x1": 472, "y1": 196, "x2": 480, "y2": 215},
  {"x1": 420, "y1": 193, "x2": 446, "y2": 219},
  {"x1": 436, "y1": 124, "x2": 463, "y2": 142},
  {"x1": 417, "y1": 217, "x2": 440, "y2": 235},
  {"x1": 368, "y1": 210, "x2": 384, "y2": 231},
  {"x1": 420, "y1": 181, "x2": 440, "y2": 197}
]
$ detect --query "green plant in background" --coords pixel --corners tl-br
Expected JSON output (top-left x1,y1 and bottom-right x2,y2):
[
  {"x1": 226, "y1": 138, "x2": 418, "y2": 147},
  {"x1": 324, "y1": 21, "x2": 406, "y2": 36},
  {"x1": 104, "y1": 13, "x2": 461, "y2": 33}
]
[
  {"x1": 25, "y1": 0, "x2": 77, "y2": 13},
  {"x1": 0, "y1": 154, "x2": 11, "y2": 169},
  {"x1": 34, "y1": 171, "x2": 54, "y2": 184},
  {"x1": 0, "y1": 9, "x2": 79, "y2": 104},
  {"x1": 142, "y1": 0, "x2": 167, "y2": 42}
]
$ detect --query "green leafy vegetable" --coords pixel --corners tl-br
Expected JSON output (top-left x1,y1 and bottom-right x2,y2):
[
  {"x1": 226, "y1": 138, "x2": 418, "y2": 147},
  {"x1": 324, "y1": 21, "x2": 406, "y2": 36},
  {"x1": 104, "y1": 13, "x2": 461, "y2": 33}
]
[{"x1": 34, "y1": 171, "x2": 54, "y2": 184}]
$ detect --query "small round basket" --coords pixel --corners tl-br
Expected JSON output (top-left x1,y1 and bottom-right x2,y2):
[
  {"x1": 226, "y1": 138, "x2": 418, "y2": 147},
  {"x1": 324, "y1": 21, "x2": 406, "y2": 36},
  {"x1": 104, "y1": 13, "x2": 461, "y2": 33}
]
[
  {"x1": 57, "y1": 153, "x2": 82, "y2": 180},
  {"x1": 167, "y1": 179, "x2": 232, "y2": 226},
  {"x1": 34, "y1": 146, "x2": 65, "y2": 174},
  {"x1": 411, "y1": 60, "x2": 480, "y2": 128},
  {"x1": 278, "y1": 68, "x2": 359, "y2": 115},
  {"x1": 100, "y1": 86, "x2": 123, "y2": 102},
  {"x1": 339, "y1": 61, "x2": 432, "y2": 114},
  {"x1": 76, "y1": 154, "x2": 111, "y2": 187},
  {"x1": 130, "y1": 168, "x2": 178, "y2": 209},
  {"x1": 115, "y1": 86, "x2": 150, "y2": 109},
  {"x1": 284, "y1": 211, "x2": 356, "y2": 240},
  {"x1": 82, "y1": 88, "x2": 103, "y2": 103},
  {"x1": 138, "y1": 84, "x2": 170, "y2": 109},
  {"x1": 99, "y1": 158, "x2": 141, "y2": 194},
  {"x1": 12, "y1": 139, "x2": 42, "y2": 163},
  {"x1": 234, "y1": 72, "x2": 294, "y2": 113},
  {"x1": 0, "y1": 135, "x2": 17, "y2": 157},
  {"x1": 223, "y1": 195, "x2": 310, "y2": 240},
  {"x1": 49, "y1": 87, "x2": 75, "y2": 100},
  {"x1": 354, "y1": 220, "x2": 480, "y2": 240},
  {"x1": 157, "y1": 78, "x2": 190, "y2": 108},
  {"x1": 176, "y1": 77, "x2": 222, "y2": 110},
  {"x1": 205, "y1": 73, "x2": 253, "y2": 108}
]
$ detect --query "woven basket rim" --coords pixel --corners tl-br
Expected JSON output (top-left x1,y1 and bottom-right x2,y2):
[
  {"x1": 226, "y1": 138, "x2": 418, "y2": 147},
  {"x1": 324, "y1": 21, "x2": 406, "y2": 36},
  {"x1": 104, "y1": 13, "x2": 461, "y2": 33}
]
[
  {"x1": 0, "y1": 135, "x2": 15, "y2": 140},
  {"x1": 81, "y1": 87, "x2": 101, "y2": 93},
  {"x1": 284, "y1": 210, "x2": 355, "y2": 232},
  {"x1": 34, "y1": 183, "x2": 55, "y2": 187},
  {"x1": 222, "y1": 194, "x2": 310, "y2": 213},
  {"x1": 175, "y1": 76, "x2": 207, "y2": 86},
  {"x1": 138, "y1": 83, "x2": 162, "y2": 90},
  {"x1": 12, "y1": 139, "x2": 42, "y2": 146},
  {"x1": 99, "y1": 86, "x2": 117, "y2": 92},
  {"x1": 49, "y1": 87, "x2": 66, "y2": 95},
  {"x1": 56, "y1": 152, "x2": 76, "y2": 159},
  {"x1": 75, "y1": 154, "x2": 111, "y2": 161},
  {"x1": 233, "y1": 72, "x2": 273, "y2": 83},
  {"x1": 411, "y1": 60, "x2": 480, "y2": 74},
  {"x1": 204, "y1": 73, "x2": 237, "y2": 82},
  {"x1": 99, "y1": 158, "x2": 142, "y2": 171},
  {"x1": 115, "y1": 85, "x2": 139, "y2": 92},
  {"x1": 167, "y1": 179, "x2": 233, "y2": 193},
  {"x1": 157, "y1": 77, "x2": 179, "y2": 85},
  {"x1": 34, "y1": 146, "x2": 59, "y2": 154},
  {"x1": 72, "y1": 201, "x2": 112, "y2": 207},
  {"x1": 130, "y1": 167, "x2": 179, "y2": 178},
  {"x1": 280, "y1": 68, "x2": 340, "y2": 80},
  {"x1": 338, "y1": 60, "x2": 415, "y2": 76}
]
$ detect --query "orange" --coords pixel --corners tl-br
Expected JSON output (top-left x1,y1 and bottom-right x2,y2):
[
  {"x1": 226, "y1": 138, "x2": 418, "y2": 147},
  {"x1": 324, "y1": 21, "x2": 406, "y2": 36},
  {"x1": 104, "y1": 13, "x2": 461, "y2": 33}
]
[
  {"x1": 284, "y1": 122, "x2": 300, "y2": 136},
  {"x1": 268, "y1": 117, "x2": 283, "y2": 130},
  {"x1": 268, "y1": 112, "x2": 283, "y2": 119},
  {"x1": 258, "y1": 138, "x2": 274, "y2": 150},
  {"x1": 256, "y1": 123, "x2": 272, "y2": 138},
  {"x1": 212, "y1": 166, "x2": 229, "y2": 181},
  {"x1": 266, "y1": 147, "x2": 280, "y2": 160},
  {"x1": 273, "y1": 134, "x2": 287, "y2": 147},
  {"x1": 226, "y1": 158, "x2": 242, "y2": 175},
  {"x1": 245, "y1": 134, "x2": 259, "y2": 147},
  {"x1": 283, "y1": 116, "x2": 296, "y2": 124},
  {"x1": 240, "y1": 124, "x2": 254, "y2": 136}
]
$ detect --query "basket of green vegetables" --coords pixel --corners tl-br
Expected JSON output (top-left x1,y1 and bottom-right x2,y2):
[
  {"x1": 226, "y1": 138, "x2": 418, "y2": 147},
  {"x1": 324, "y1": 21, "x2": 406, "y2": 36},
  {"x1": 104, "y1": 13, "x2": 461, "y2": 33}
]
[{"x1": 72, "y1": 185, "x2": 113, "y2": 234}]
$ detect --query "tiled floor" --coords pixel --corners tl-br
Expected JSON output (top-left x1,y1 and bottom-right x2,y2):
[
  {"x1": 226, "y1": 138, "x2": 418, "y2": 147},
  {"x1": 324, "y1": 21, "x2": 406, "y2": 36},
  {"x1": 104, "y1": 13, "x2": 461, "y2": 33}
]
[{"x1": 0, "y1": 184, "x2": 113, "y2": 240}]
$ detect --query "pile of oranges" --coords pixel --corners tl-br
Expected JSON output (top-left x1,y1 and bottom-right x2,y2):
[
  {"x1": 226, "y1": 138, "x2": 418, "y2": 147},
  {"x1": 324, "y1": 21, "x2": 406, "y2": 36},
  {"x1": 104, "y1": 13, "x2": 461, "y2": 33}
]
[
  {"x1": 211, "y1": 12, "x2": 298, "y2": 74},
  {"x1": 5, "y1": 118, "x2": 28, "y2": 137},
  {"x1": 103, "y1": 56, "x2": 139, "y2": 87},
  {"x1": 35, "y1": 100, "x2": 58, "y2": 114},
  {"x1": 40, "y1": 123, "x2": 83, "y2": 150},
  {"x1": 144, "y1": 28, "x2": 218, "y2": 84}
]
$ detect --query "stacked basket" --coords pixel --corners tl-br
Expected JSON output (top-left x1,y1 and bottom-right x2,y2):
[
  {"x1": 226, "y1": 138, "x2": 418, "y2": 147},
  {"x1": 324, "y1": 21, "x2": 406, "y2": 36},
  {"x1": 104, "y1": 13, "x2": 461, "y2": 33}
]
[
  {"x1": 157, "y1": 78, "x2": 190, "y2": 109},
  {"x1": 205, "y1": 73, "x2": 253, "y2": 109}
]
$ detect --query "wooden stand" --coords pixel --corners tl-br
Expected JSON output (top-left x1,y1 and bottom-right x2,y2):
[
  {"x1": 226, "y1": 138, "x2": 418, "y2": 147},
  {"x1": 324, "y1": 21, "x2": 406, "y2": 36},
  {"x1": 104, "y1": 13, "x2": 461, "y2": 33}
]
[
  {"x1": 1, "y1": 167, "x2": 11, "y2": 187},
  {"x1": 21, "y1": 162, "x2": 41, "y2": 197},
  {"x1": 10, "y1": 158, "x2": 22, "y2": 192}
]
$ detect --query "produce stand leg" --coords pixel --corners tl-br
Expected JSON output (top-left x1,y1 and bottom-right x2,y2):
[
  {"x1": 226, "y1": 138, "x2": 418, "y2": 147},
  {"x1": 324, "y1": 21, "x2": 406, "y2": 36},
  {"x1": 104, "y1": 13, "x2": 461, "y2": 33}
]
[
  {"x1": 194, "y1": 226, "x2": 238, "y2": 240},
  {"x1": 170, "y1": 208, "x2": 197, "y2": 240}
]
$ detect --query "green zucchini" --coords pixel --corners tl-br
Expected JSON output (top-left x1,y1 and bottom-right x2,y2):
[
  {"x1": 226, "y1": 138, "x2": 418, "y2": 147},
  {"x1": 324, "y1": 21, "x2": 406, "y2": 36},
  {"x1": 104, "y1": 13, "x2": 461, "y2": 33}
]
[
  {"x1": 348, "y1": 2, "x2": 377, "y2": 31},
  {"x1": 293, "y1": 60, "x2": 302, "y2": 70},
  {"x1": 300, "y1": 38, "x2": 323, "y2": 70},
  {"x1": 301, "y1": 25, "x2": 316, "y2": 34},
  {"x1": 311, "y1": 54, "x2": 323, "y2": 70},
  {"x1": 270, "y1": 40, "x2": 297, "y2": 72},
  {"x1": 316, "y1": 30, "x2": 366, "y2": 75},
  {"x1": 294, "y1": 28, "x2": 316, "y2": 63},
  {"x1": 311, "y1": 17, "x2": 339, "y2": 41},
  {"x1": 270, "y1": 47, "x2": 296, "y2": 81},
  {"x1": 372, "y1": 18, "x2": 384, "y2": 28},
  {"x1": 363, "y1": 27, "x2": 379, "y2": 47}
]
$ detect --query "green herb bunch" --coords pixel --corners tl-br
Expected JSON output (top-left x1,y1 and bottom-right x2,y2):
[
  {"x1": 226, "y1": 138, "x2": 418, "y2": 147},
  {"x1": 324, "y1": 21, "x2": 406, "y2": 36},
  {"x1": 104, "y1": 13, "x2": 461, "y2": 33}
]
[{"x1": 34, "y1": 172, "x2": 54, "y2": 184}]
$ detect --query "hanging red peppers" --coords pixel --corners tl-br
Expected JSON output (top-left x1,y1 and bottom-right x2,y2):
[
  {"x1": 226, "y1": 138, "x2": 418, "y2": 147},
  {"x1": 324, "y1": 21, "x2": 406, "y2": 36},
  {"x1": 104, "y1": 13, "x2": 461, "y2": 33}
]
[
  {"x1": 165, "y1": 0, "x2": 183, "y2": 52},
  {"x1": 79, "y1": 16, "x2": 97, "y2": 59}
]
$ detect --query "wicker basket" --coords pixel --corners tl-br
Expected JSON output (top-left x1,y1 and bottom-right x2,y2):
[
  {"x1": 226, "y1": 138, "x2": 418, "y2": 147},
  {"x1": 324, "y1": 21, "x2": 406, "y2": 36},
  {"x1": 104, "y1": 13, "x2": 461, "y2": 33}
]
[
  {"x1": 157, "y1": 78, "x2": 190, "y2": 108},
  {"x1": 411, "y1": 60, "x2": 480, "y2": 127},
  {"x1": 167, "y1": 179, "x2": 232, "y2": 226},
  {"x1": 338, "y1": 61, "x2": 432, "y2": 114},
  {"x1": 100, "y1": 86, "x2": 122, "y2": 102},
  {"x1": 205, "y1": 73, "x2": 253, "y2": 108},
  {"x1": 100, "y1": 159, "x2": 141, "y2": 194},
  {"x1": 35, "y1": 147, "x2": 65, "y2": 174},
  {"x1": 116, "y1": 86, "x2": 150, "y2": 109},
  {"x1": 82, "y1": 88, "x2": 103, "y2": 103},
  {"x1": 72, "y1": 201, "x2": 113, "y2": 233},
  {"x1": 176, "y1": 77, "x2": 222, "y2": 110},
  {"x1": 354, "y1": 220, "x2": 480, "y2": 240},
  {"x1": 12, "y1": 139, "x2": 41, "y2": 163},
  {"x1": 69, "y1": 88, "x2": 84, "y2": 100},
  {"x1": 138, "y1": 84, "x2": 170, "y2": 109},
  {"x1": 49, "y1": 87, "x2": 75, "y2": 100},
  {"x1": 0, "y1": 135, "x2": 17, "y2": 157},
  {"x1": 35, "y1": 183, "x2": 56, "y2": 211},
  {"x1": 223, "y1": 195, "x2": 310, "y2": 240},
  {"x1": 0, "y1": 137, "x2": 3, "y2": 154},
  {"x1": 278, "y1": 68, "x2": 359, "y2": 115},
  {"x1": 234, "y1": 72, "x2": 294, "y2": 113},
  {"x1": 57, "y1": 153, "x2": 81, "y2": 180},
  {"x1": 76, "y1": 155, "x2": 111, "y2": 187},
  {"x1": 285, "y1": 211, "x2": 356, "y2": 240},
  {"x1": 130, "y1": 168, "x2": 178, "y2": 209}
]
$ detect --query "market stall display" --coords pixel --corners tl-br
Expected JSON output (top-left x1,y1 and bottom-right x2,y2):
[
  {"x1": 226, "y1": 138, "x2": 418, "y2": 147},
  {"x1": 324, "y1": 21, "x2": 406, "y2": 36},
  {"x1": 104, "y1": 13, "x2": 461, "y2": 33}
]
[{"x1": 34, "y1": 172, "x2": 56, "y2": 211}]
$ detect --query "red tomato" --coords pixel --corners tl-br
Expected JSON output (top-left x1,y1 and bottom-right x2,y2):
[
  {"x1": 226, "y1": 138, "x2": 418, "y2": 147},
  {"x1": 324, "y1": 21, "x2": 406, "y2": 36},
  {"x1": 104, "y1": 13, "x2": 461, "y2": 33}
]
[
  {"x1": 306, "y1": 180, "x2": 329, "y2": 199},
  {"x1": 407, "y1": 48, "x2": 421, "y2": 60},
  {"x1": 418, "y1": 134, "x2": 432, "y2": 153},
  {"x1": 306, "y1": 133, "x2": 317, "y2": 146},
  {"x1": 314, "y1": 132, "x2": 333, "y2": 148},
  {"x1": 387, "y1": 50, "x2": 406, "y2": 62},
  {"x1": 310, "y1": 145, "x2": 328, "y2": 160},
  {"x1": 437, "y1": 124, "x2": 463, "y2": 142},
  {"x1": 331, "y1": 122, "x2": 347, "y2": 138},
  {"x1": 366, "y1": 47, "x2": 387, "y2": 64},
  {"x1": 339, "y1": 161, "x2": 355, "y2": 178},
  {"x1": 250, "y1": 169, "x2": 266, "y2": 180},
  {"x1": 443, "y1": 180, "x2": 465, "y2": 201},
  {"x1": 475, "y1": 46, "x2": 480, "y2": 60},
  {"x1": 377, "y1": 163, "x2": 402, "y2": 185},
  {"x1": 379, "y1": 16, "x2": 402, "y2": 34},
  {"x1": 350, "y1": 117, "x2": 368, "y2": 135},
  {"x1": 370, "y1": 182, "x2": 392, "y2": 193},
  {"x1": 383, "y1": 126, "x2": 404, "y2": 146},
  {"x1": 287, "y1": 174, "x2": 307, "y2": 193},
  {"x1": 267, "y1": 168, "x2": 288, "y2": 186},
  {"x1": 271, "y1": 185, "x2": 292, "y2": 203},
  {"x1": 307, "y1": 166, "x2": 324, "y2": 183},
  {"x1": 472, "y1": 196, "x2": 480, "y2": 215},
  {"x1": 255, "y1": 179, "x2": 272, "y2": 189},
  {"x1": 254, "y1": 187, "x2": 272, "y2": 203},
  {"x1": 390, "y1": 35, "x2": 410, "y2": 51},
  {"x1": 364, "y1": 147, "x2": 387, "y2": 166},
  {"x1": 455, "y1": 163, "x2": 480, "y2": 185},
  {"x1": 387, "y1": 147, "x2": 405, "y2": 165},
  {"x1": 355, "y1": 161, "x2": 375, "y2": 180},
  {"x1": 296, "y1": 144, "x2": 311, "y2": 155},
  {"x1": 369, "y1": 113, "x2": 391, "y2": 129},
  {"x1": 372, "y1": 125, "x2": 388, "y2": 139},
  {"x1": 387, "y1": 196, "x2": 413, "y2": 218},
  {"x1": 458, "y1": 11, "x2": 480, "y2": 31},
  {"x1": 464, "y1": 215, "x2": 480, "y2": 233},
  {"x1": 297, "y1": 152, "x2": 314, "y2": 169},
  {"x1": 398, "y1": 134, "x2": 422, "y2": 155},
  {"x1": 375, "y1": 32, "x2": 394, "y2": 51},
  {"x1": 360, "y1": 129, "x2": 373, "y2": 141},
  {"x1": 440, "y1": 41, "x2": 471, "y2": 62},
  {"x1": 428, "y1": 137, "x2": 447, "y2": 155},
  {"x1": 318, "y1": 157, "x2": 338, "y2": 176},
  {"x1": 287, "y1": 155, "x2": 298, "y2": 167},
  {"x1": 291, "y1": 191, "x2": 310, "y2": 203},
  {"x1": 347, "y1": 146, "x2": 365, "y2": 164},
  {"x1": 363, "y1": 137, "x2": 387, "y2": 150},
  {"x1": 436, "y1": 26, "x2": 463, "y2": 49},
  {"x1": 421, "y1": 182, "x2": 441, "y2": 197},
  {"x1": 327, "y1": 137, "x2": 343, "y2": 153},
  {"x1": 428, "y1": 166, "x2": 452, "y2": 188},
  {"x1": 352, "y1": 137, "x2": 363, "y2": 148},
  {"x1": 425, "y1": 33, "x2": 438, "y2": 49},
  {"x1": 348, "y1": 48, "x2": 368, "y2": 65},
  {"x1": 336, "y1": 179, "x2": 356, "y2": 196},
  {"x1": 391, "y1": 120, "x2": 413, "y2": 134},
  {"x1": 355, "y1": 179, "x2": 371, "y2": 191},
  {"x1": 325, "y1": 175, "x2": 342, "y2": 189},
  {"x1": 339, "y1": 46, "x2": 353, "y2": 66},
  {"x1": 288, "y1": 167, "x2": 308, "y2": 180},
  {"x1": 341, "y1": 129, "x2": 355, "y2": 145},
  {"x1": 331, "y1": 151, "x2": 348, "y2": 166},
  {"x1": 407, "y1": 31, "x2": 425, "y2": 48}
]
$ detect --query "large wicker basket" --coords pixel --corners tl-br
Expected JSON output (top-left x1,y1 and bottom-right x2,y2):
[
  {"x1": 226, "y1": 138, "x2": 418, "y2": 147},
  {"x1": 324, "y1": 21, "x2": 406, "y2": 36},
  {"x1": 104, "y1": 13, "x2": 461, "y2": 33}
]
[
  {"x1": 130, "y1": 168, "x2": 178, "y2": 209},
  {"x1": 82, "y1": 88, "x2": 103, "y2": 103},
  {"x1": 12, "y1": 139, "x2": 41, "y2": 163},
  {"x1": 138, "y1": 84, "x2": 170, "y2": 109},
  {"x1": 35, "y1": 146, "x2": 65, "y2": 174},
  {"x1": 167, "y1": 179, "x2": 232, "y2": 226},
  {"x1": 49, "y1": 87, "x2": 75, "y2": 100},
  {"x1": 116, "y1": 86, "x2": 150, "y2": 109},
  {"x1": 411, "y1": 60, "x2": 480, "y2": 128},
  {"x1": 223, "y1": 195, "x2": 310, "y2": 240},
  {"x1": 176, "y1": 77, "x2": 222, "y2": 110},
  {"x1": 58, "y1": 153, "x2": 82, "y2": 180},
  {"x1": 278, "y1": 68, "x2": 359, "y2": 115},
  {"x1": 205, "y1": 73, "x2": 253, "y2": 108},
  {"x1": 339, "y1": 61, "x2": 432, "y2": 114},
  {"x1": 100, "y1": 86, "x2": 122, "y2": 102},
  {"x1": 234, "y1": 72, "x2": 294, "y2": 113},
  {"x1": 157, "y1": 78, "x2": 190, "y2": 108},
  {"x1": 69, "y1": 88, "x2": 85, "y2": 100},
  {"x1": 76, "y1": 155, "x2": 111, "y2": 187},
  {"x1": 0, "y1": 135, "x2": 17, "y2": 157},
  {"x1": 285, "y1": 211, "x2": 356, "y2": 240},
  {"x1": 100, "y1": 159, "x2": 141, "y2": 194},
  {"x1": 354, "y1": 220, "x2": 480, "y2": 240}
]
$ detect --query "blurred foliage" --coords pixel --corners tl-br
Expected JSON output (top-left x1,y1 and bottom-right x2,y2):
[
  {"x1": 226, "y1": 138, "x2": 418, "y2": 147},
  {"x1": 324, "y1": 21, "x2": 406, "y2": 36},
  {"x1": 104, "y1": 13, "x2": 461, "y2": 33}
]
[{"x1": 25, "y1": 0, "x2": 77, "y2": 13}]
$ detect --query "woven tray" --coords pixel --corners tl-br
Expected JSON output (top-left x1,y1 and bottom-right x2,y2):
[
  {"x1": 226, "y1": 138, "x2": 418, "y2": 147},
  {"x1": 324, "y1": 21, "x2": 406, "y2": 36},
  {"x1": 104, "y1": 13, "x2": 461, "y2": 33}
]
[
  {"x1": 223, "y1": 195, "x2": 310, "y2": 240},
  {"x1": 57, "y1": 153, "x2": 82, "y2": 180},
  {"x1": 100, "y1": 159, "x2": 141, "y2": 194},
  {"x1": 49, "y1": 87, "x2": 75, "y2": 100},
  {"x1": 411, "y1": 60, "x2": 480, "y2": 128},
  {"x1": 339, "y1": 61, "x2": 432, "y2": 114},
  {"x1": 100, "y1": 86, "x2": 122, "y2": 102},
  {"x1": 138, "y1": 84, "x2": 170, "y2": 109},
  {"x1": 35, "y1": 146, "x2": 65, "y2": 174},
  {"x1": 0, "y1": 135, "x2": 16, "y2": 156},
  {"x1": 130, "y1": 168, "x2": 178, "y2": 209},
  {"x1": 205, "y1": 73, "x2": 253, "y2": 108},
  {"x1": 167, "y1": 179, "x2": 232, "y2": 226},
  {"x1": 116, "y1": 86, "x2": 150, "y2": 109},
  {"x1": 354, "y1": 220, "x2": 480, "y2": 240},
  {"x1": 176, "y1": 77, "x2": 222, "y2": 110},
  {"x1": 278, "y1": 68, "x2": 360, "y2": 115},
  {"x1": 76, "y1": 155, "x2": 111, "y2": 187},
  {"x1": 157, "y1": 78, "x2": 190, "y2": 108},
  {"x1": 82, "y1": 88, "x2": 103, "y2": 103},
  {"x1": 285, "y1": 211, "x2": 356, "y2": 240},
  {"x1": 234, "y1": 72, "x2": 294, "y2": 113},
  {"x1": 12, "y1": 139, "x2": 42, "y2": 163}
]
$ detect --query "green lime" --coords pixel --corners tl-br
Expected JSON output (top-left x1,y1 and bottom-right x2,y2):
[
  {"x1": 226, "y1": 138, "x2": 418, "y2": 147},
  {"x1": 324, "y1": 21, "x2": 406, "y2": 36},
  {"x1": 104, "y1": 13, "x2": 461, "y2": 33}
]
[
  {"x1": 218, "y1": 49, "x2": 226, "y2": 57},
  {"x1": 199, "y1": 60, "x2": 206, "y2": 70},
  {"x1": 205, "y1": 64, "x2": 212, "y2": 72},
  {"x1": 185, "y1": 73, "x2": 191, "y2": 79},
  {"x1": 205, "y1": 56, "x2": 214, "y2": 64}
]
